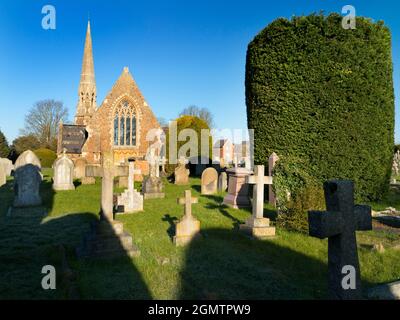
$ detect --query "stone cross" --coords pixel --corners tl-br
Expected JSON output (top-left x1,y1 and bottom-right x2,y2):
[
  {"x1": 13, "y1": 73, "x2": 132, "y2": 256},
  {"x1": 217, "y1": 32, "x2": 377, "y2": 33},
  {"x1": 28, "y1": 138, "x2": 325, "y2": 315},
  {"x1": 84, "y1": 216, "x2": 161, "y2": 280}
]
[
  {"x1": 308, "y1": 180, "x2": 372, "y2": 300},
  {"x1": 174, "y1": 189, "x2": 201, "y2": 246},
  {"x1": 147, "y1": 149, "x2": 160, "y2": 178},
  {"x1": 246, "y1": 165, "x2": 272, "y2": 218},
  {"x1": 178, "y1": 156, "x2": 188, "y2": 166},
  {"x1": 86, "y1": 152, "x2": 128, "y2": 221},
  {"x1": 268, "y1": 152, "x2": 279, "y2": 206},
  {"x1": 159, "y1": 156, "x2": 167, "y2": 174},
  {"x1": 178, "y1": 190, "x2": 198, "y2": 219},
  {"x1": 127, "y1": 159, "x2": 141, "y2": 193}
]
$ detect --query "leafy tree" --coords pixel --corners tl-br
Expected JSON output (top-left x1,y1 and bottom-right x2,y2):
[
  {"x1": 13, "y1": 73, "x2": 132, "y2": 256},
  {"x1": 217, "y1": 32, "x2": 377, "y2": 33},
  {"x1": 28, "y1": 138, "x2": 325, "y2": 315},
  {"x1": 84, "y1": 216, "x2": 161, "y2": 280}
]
[
  {"x1": 11, "y1": 135, "x2": 41, "y2": 155},
  {"x1": 180, "y1": 105, "x2": 214, "y2": 128},
  {"x1": 165, "y1": 115, "x2": 212, "y2": 176},
  {"x1": 21, "y1": 99, "x2": 68, "y2": 151},
  {"x1": 34, "y1": 148, "x2": 57, "y2": 168},
  {"x1": 0, "y1": 129, "x2": 10, "y2": 158}
]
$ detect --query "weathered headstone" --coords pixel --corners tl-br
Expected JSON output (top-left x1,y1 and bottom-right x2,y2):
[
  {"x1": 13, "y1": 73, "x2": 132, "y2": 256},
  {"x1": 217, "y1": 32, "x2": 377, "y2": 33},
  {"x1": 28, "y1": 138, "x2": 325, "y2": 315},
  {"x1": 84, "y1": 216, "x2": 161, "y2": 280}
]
[
  {"x1": 0, "y1": 164, "x2": 6, "y2": 187},
  {"x1": 240, "y1": 165, "x2": 275, "y2": 238},
  {"x1": 201, "y1": 167, "x2": 218, "y2": 195},
  {"x1": 308, "y1": 180, "x2": 372, "y2": 300},
  {"x1": 117, "y1": 159, "x2": 143, "y2": 213},
  {"x1": 142, "y1": 149, "x2": 165, "y2": 199},
  {"x1": 0, "y1": 158, "x2": 14, "y2": 177},
  {"x1": 53, "y1": 149, "x2": 75, "y2": 191},
  {"x1": 218, "y1": 172, "x2": 227, "y2": 192},
  {"x1": 174, "y1": 157, "x2": 190, "y2": 185},
  {"x1": 174, "y1": 190, "x2": 200, "y2": 246},
  {"x1": 14, "y1": 164, "x2": 42, "y2": 207},
  {"x1": 14, "y1": 150, "x2": 41, "y2": 170},
  {"x1": 13, "y1": 151, "x2": 42, "y2": 207},
  {"x1": 74, "y1": 158, "x2": 95, "y2": 185},
  {"x1": 77, "y1": 151, "x2": 140, "y2": 258},
  {"x1": 223, "y1": 167, "x2": 252, "y2": 208},
  {"x1": 268, "y1": 152, "x2": 279, "y2": 207}
]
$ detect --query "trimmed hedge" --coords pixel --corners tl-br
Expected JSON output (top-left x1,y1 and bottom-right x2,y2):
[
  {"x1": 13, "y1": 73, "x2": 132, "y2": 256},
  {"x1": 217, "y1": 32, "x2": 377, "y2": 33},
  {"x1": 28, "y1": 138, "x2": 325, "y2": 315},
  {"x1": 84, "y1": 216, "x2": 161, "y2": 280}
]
[
  {"x1": 246, "y1": 13, "x2": 395, "y2": 201},
  {"x1": 34, "y1": 148, "x2": 57, "y2": 168}
]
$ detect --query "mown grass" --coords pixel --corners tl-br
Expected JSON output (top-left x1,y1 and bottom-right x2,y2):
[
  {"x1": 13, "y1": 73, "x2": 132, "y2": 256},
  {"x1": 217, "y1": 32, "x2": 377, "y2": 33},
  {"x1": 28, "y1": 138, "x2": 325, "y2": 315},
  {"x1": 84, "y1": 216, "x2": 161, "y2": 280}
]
[{"x1": 0, "y1": 168, "x2": 399, "y2": 299}]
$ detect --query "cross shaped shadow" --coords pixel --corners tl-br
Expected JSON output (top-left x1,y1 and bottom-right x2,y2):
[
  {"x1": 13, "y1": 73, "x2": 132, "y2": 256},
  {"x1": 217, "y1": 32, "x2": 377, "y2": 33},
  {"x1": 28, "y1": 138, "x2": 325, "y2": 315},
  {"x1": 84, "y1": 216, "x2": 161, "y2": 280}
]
[{"x1": 162, "y1": 214, "x2": 178, "y2": 241}]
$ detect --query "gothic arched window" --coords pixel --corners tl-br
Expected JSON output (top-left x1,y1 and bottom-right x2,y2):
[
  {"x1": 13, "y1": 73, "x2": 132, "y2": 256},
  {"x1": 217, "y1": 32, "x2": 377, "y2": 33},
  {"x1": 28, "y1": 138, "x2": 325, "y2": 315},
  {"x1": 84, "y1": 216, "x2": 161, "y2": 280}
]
[{"x1": 113, "y1": 100, "x2": 137, "y2": 146}]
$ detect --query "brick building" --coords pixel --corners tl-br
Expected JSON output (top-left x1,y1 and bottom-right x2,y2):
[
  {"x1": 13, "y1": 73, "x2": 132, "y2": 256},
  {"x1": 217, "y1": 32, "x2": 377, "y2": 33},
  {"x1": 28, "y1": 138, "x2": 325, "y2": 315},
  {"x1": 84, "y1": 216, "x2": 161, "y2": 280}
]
[{"x1": 58, "y1": 21, "x2": 161, "y2": 175}]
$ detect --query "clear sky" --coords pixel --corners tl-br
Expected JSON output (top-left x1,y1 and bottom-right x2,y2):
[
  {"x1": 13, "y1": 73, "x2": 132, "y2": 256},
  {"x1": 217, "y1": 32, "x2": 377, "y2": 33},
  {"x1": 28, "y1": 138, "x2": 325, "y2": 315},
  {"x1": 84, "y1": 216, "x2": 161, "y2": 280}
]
[{"x1": 0, "y1": 0, "x2": 399, "y2": 143}]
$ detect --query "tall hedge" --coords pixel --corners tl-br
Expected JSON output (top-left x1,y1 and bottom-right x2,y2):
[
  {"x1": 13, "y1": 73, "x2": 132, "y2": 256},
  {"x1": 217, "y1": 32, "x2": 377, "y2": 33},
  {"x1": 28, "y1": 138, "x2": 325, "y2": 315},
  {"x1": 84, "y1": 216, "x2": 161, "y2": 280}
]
[{"x1": 246, "y1": 13, "x2": 395, "y2": 201}]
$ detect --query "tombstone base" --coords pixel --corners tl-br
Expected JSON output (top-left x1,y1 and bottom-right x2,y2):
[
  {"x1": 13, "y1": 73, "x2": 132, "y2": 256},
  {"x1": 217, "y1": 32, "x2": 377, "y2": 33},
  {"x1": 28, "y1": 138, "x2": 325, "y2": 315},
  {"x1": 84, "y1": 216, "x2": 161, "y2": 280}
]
[
  {"x1": 223, "y1": 194, "x2": 251, "y2": 209},
  {"x1": 82, "y1": 177, "x2": 96, "y2": 185},
  {"x1": 175, "y1": 180, "x2": 189, "y2": 186},
  {"x1": 144, "y1": 192, "x2": 165, "y2": 199},
  {"x1": 240, "y1": 217, "x2": 276, "y2": 238},
  {"x1": 117, "y1": 189, "x2": 143, "y2": 213},
  {"x1": 77, "y1": 220, "x2": 140, "y2": 259},
  {"x1": 173, "y1": 216, "x2": 201, "y2": 246},
  {"x1": 53, "y1": 183, "x2": 75, "y2": 191}
]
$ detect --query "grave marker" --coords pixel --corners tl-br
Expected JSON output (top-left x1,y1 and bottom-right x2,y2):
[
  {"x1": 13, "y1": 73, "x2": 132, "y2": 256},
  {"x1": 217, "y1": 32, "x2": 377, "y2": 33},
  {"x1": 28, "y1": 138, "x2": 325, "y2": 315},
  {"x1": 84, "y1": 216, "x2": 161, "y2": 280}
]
[
  {"x1": 174, "y1": 190, "x2": 200, "y2": 246},
  {"x1": 240, "y1": 165, "x2": 275, "y2": 238},
  {"x1": 308, "y1": 180, "x2": 372, "y2": 299}
]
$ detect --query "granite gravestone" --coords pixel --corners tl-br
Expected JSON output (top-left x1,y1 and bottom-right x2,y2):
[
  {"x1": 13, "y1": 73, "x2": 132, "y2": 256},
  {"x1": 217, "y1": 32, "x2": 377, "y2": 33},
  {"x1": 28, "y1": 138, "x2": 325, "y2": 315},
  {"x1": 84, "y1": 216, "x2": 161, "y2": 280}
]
[
  {"x1": 0, "y1": 164, "x2": 6, "y2": 187},
  {"x1": 53, "y1": 150, "x2": 75, "y2": 191},
  {"x1": 174, "y1": 157, "x2": 190, "y2": 185},
  {"x1": 201, "y1": 167, "x2": 218, "y2": 195},
  {"x1": 14, "y1": 150, "x2": 41, "y2": 170},
  {"x1": 218, "y1": 172, "x2": 227, "y2": 192},
  {"x1": 0, "y1": 158, "x2": 14, "y2": 177},
  {"x1": 74, "y1": 158, "x2": 95, "y2": 185},
  {"x1": 174, "y1": 190, "x2": 200, "y2": 246},
  {"x1": 13, "y1": 151, "x2": 42, "y2": 207},
  {"x1": 308, "y1": 180, "x2": 372, "y2": 300}
]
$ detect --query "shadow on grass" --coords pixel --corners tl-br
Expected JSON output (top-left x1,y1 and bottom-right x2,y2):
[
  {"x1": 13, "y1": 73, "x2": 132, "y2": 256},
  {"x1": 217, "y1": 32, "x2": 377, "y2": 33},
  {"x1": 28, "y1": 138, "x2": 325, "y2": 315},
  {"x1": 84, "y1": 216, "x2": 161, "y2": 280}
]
[
  {"x1": 162, "y1": 214, "x2": 178, "y2": 241},
  {"x1": 177, "y1": 227, "x2": 374, "y2": 300},
  {"x1": 191, "y1": 185, "x2": 201, "y2": 193},
  {"x1": 0, "y1": 171, "x2": 151, "y2": 300}
]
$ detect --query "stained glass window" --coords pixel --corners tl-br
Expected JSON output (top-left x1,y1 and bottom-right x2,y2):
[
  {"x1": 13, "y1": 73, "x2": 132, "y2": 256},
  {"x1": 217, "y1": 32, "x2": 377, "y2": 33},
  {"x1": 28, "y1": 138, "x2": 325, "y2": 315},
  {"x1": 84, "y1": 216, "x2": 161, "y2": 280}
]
[{"x1": 113, "y1": 100, "x2": 137, "y2": 147}]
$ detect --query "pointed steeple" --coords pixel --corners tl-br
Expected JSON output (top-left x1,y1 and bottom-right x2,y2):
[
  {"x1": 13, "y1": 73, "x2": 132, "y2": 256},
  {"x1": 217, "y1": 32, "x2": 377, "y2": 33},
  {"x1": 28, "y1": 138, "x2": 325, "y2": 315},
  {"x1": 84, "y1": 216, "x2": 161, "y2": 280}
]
[{"x1": 75, "y1": 20, "x2": 97, "y2": 125}]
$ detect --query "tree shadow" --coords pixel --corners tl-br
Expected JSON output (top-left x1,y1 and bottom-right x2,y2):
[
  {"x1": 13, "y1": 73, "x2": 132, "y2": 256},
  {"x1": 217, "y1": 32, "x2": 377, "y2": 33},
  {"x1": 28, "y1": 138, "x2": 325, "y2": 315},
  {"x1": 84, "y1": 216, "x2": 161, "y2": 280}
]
[
  {"x1": 177, "y1": 227, "x2": 374, "y2": 300},
  {"x1": 0, "y1": 168, "x2": 152, "y2": 300}
]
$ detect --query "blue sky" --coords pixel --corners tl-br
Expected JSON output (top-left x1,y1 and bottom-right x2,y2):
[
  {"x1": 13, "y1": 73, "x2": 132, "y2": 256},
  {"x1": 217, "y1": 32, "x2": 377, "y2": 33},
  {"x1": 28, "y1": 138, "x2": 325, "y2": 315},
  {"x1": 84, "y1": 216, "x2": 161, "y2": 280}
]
[{"x1": 0, "y1": 0, "x2": 399, "y2": 143}]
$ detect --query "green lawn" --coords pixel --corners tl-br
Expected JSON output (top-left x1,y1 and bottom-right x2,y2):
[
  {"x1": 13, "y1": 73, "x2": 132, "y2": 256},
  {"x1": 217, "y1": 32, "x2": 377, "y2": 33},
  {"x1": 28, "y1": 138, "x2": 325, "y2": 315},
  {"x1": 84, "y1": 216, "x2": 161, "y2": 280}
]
[{"x1": 0, "y1": 168, "x2": 399, "y2": 299}]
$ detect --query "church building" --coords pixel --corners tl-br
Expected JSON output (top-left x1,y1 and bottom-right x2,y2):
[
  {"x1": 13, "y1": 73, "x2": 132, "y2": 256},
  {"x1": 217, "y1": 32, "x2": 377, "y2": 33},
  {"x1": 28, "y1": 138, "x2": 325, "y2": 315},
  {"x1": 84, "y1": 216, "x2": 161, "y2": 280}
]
[{"x1": 58, "y1": 21, "x2": 161, "y2": 175}]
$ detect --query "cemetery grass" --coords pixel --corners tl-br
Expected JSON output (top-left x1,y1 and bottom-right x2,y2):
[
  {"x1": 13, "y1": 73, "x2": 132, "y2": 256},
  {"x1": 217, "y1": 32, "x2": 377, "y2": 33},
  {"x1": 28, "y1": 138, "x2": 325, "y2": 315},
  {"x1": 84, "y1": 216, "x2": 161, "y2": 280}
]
[{"x1": 0, "y1": 169, "x2": 399, "y2": 299}]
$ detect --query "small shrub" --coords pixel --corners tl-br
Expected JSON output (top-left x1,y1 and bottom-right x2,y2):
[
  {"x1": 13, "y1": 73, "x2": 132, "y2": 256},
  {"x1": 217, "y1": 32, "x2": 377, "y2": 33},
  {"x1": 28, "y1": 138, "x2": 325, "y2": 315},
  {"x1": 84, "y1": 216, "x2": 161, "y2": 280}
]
[
  {"x1": 274, "y1": 155, "x2": 325, "y2": 233},
  {"x1": 34, "y1": 148, "x2": 57, "y2": 168},
  {"x1": 276, "y1": 184, "x2": 325, "y2": 234}
]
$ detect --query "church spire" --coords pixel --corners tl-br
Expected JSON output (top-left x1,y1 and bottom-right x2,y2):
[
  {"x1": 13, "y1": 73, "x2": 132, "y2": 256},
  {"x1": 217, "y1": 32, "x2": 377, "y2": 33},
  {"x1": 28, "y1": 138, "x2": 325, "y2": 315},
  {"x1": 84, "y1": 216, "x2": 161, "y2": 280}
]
[{"x1": 75, "y1": 20, "x2": 97, "y2": 125}]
